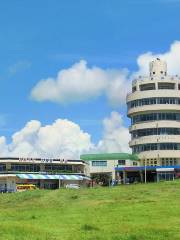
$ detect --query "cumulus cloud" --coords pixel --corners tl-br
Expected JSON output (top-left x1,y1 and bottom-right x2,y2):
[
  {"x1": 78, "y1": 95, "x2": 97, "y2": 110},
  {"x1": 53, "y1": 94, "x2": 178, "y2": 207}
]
[
  {"x1": 31, "y1": 40, "x2": 180, "y2": 107},
  {"x1": 135, "y1": 40, "x2": 180, "y2": 76},
  {"x1": 0, "y1": 112, "x2": 130, "y2": 158},
  {"x1": 31, "y1": 60, "x2": 130, "y2": 107},
  {"x1": 0, "y1": 119, "x2": 93, "y2": 159},
  {"x1": 97, "y1": 112, "x2": 130, "y2": 153}
]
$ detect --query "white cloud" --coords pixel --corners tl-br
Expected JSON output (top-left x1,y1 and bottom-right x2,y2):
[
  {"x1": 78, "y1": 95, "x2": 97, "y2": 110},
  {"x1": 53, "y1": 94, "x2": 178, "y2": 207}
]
[
  {"x1": 31, "y1": 40, "x2": 180, "y2": 107},
  {"x1": 0, "y1": 112, "x2": 130, "y2": 158},
  {"x1": 31, "y1": 60, "x2": 130, "y2": 107},
  {"x1": 0, "y1": 119, "x2": 93, "y2": 159},
  {"x1": 135, "y1": 40, "x2": 180, "y2": 76},
  {"x1": 97, "y1": 112, "x2": 130, "y2": 153}
]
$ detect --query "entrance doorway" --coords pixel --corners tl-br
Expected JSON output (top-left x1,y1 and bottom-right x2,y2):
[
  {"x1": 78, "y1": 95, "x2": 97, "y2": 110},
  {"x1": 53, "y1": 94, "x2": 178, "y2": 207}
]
[{"x1": 157, "y1": 172, "x2": 175, "y2": 182}]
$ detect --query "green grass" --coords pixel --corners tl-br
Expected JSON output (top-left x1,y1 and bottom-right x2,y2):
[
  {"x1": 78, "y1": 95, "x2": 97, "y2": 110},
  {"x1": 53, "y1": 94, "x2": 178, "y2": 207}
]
[{"x1": 0, "y1": 181, "x2": 180, "y2": 240}]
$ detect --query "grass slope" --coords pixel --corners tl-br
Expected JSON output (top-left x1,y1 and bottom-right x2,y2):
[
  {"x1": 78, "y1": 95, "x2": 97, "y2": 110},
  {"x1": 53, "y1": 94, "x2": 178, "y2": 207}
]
[{"x1": 0, "y1": 181, "x2": 180, "y2": 240}]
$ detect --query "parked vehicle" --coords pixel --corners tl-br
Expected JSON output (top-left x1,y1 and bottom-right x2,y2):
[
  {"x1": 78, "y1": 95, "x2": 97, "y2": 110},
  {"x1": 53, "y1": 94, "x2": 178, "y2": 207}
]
[
  {"x1": 65, "y1": 184, "x2": 80, "y2": 189},
  {"x1": 16, "y1": 184, "x2": 38, "y2": 191}
]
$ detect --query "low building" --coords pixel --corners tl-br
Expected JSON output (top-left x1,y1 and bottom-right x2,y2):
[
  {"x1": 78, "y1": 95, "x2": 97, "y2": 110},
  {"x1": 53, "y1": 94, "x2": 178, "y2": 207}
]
[
  {"x1": 80, "y1": 153, "x2": 139, "y2": 185},
  {"x1": 0, "y1": 157, "x2": 90, "y2": 192}
]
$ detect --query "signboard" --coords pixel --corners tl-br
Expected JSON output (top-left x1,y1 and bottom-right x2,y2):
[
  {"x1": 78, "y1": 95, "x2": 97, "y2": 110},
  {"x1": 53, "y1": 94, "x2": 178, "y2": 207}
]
[
  {"x1": 18, "y1": 158, "x2": 68, "y2": 163},
  {"x1": 19, "y1": 158, "x2": 36, "y2": 163},
  {"x1": 156, "y1": 168, "x2": 174, "y2": 172}
]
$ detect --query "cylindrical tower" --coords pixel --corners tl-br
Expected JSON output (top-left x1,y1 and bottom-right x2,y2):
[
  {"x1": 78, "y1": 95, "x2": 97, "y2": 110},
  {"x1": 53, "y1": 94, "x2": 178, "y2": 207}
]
[{"x1": 127, "y1": 58, "x2": 180, "y2": 167}]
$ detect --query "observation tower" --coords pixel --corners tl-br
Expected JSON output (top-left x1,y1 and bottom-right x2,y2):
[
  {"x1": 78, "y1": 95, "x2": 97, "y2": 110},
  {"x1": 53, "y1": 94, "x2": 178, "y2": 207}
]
[{"x1": 127, "y1": 58, "x2": 180, "y2": 167}]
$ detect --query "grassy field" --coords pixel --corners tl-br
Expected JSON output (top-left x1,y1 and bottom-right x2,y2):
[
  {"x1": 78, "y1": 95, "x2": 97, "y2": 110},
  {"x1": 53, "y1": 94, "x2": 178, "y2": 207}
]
[{"x1": 0, "y1": 181, "x2": 180, "y2": 240}]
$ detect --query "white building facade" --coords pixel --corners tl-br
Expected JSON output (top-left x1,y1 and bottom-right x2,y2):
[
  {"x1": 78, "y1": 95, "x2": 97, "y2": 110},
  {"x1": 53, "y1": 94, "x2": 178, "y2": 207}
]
[
  {"x1": 89, "y1": 159, "x2": 138, "y2": 180},
  {"x1": 127, "y1": 58, "x2": 180, "y2": 170}
]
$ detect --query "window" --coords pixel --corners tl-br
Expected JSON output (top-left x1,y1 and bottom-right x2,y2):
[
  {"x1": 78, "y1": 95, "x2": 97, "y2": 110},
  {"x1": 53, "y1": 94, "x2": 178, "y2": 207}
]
[
  {"x1": 144, "y1": 159, "x2": 158, "y2": 166},
  {"x1": 140, "y1": 83, "x2": 155, "y2": 91},
  {"x1": 11, "y1": 164, "x2": 40, "y2": 172},
  {"x1": 118, "y1": 160, "x2": 126, "y2": 165},
  {"x1": 0, "y1": 164, "x2": 6, "y2": 171},
  {"x1": 162, "y1": 158, "x2": 177, "y2": 166},
  {"x1": 132, "y1": 86, "x2": 136, "y2": 92},
  {"x1": 92, "y1": 161, "x2": 107, "y2": 167},
  {"x1": 132, "y1": 112, "x2": 180, "y2": 124},
  {"x1": 158, "y1": 82, "x2": 175, "y2": 89},
  {"x1": 132, "y1": 143, "x2": 180, "y2": 153},
  {"x1": 45, "y1": 164, "x2": 72, "y2": 172},
  {"x1": 128, "y1": 97, "x2": 180, "y2": 110}
]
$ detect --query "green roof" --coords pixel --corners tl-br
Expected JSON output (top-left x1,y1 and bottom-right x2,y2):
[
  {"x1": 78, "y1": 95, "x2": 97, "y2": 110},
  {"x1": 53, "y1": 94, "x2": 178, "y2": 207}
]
[{"x1": 80, "y1": 153, "x2": 139, "y2": 161}]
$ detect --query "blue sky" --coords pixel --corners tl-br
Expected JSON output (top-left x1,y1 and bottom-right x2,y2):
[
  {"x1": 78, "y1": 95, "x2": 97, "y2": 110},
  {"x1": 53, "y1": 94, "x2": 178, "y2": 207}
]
[{"x1": 0, "y1": 0, "x2": 180, "y2": 157}]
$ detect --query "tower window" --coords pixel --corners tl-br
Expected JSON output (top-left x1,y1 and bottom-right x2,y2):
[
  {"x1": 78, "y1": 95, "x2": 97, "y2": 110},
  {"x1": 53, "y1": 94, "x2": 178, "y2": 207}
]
[
  {"x1": 158, "y1": 83, "x2": 175, "y2": 90},
  {"x1": 140, "y1": 83, "x2": 155, "y2": 91},
  {"x1": 132, "y1": 86, "x2": 136, "y2": 92}
]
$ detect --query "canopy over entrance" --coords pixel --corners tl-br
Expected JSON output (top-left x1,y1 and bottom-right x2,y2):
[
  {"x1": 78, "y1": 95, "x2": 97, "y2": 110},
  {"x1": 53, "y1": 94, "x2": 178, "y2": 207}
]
[
  {"x1": 16, "y1": 174, "x2": 90, "y2": 180},
  {"x1": 80, "y1": 153, "x2": 139, "y2": 161}
]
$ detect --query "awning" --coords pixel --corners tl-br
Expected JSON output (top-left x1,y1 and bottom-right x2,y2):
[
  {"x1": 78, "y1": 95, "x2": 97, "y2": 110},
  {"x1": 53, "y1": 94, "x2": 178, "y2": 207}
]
[{"x1": 16, "y1": 174, "x2": 90, "y2": 180}]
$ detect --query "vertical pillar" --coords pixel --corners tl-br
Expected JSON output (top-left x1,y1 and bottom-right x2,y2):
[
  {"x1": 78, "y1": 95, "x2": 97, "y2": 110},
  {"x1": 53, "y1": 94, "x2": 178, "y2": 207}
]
[
  {"x1": 157, "y1": 173, "x2": 159, "y2": 182},
  {"x1": 112, "y1": 170, "x2": 116, "y2": 181},
  {"x1": 175, "y1": 82, "x2": 178, "y2": 90},
  {"x1": 6, "y1": 163, "x2": 11, "y2": 172},
  {"x1": 155, "y1": 81, "x2": 158, "y2": 90},
  {"x1": 40, "y1": 164, "x2": 45, "y2": 172},
  {"x1": 40, "y1": 179, "x2": 44, "y2": 189},
  {"x1": 123, "y1": 171, "x2": 127, "y2": 184},
  {"x1": 58, "y1": 179, "x2": 61, "y2": 189},
  {"x1": 140, "y1": 171, "x2": 143, "y2": 183}
]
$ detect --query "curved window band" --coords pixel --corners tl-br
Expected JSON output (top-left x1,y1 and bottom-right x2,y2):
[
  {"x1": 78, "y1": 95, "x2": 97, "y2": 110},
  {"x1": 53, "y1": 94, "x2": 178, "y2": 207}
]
[
  {"x1": 132, "y1": 143, "x2": 180, "y2": 153},
  {"x1": 132, "y1": 128, "x2": 180, "y2": 138},
  {"x1": 132, "y1": 112, "x2": 180, "y2": 124},
  {"x1": 128, "y1": 97, "x2": 180, "y2": 109}
]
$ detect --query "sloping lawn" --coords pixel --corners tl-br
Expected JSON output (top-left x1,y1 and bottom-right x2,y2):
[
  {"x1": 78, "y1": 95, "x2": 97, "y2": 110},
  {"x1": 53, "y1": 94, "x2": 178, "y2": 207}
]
[{"x1": 0, "y1": 181, "x2": 180, "y2": 240}]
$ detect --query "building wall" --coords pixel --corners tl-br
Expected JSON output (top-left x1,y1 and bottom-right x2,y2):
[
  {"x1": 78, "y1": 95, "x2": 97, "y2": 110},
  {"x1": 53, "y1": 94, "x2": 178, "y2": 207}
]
[
  {"x1": 89, "y1": 159, "x2": 139, "y2": 179},
  {"x1": 0, "y1": 158, "x2": 90, "y2": 190}
]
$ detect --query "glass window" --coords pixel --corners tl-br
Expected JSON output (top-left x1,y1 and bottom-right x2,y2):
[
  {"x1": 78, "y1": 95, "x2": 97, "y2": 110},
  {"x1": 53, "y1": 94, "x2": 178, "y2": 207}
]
[
  {"x1": 0, "y1": 164, "x2": 6, "y2": 171},
  {"x1": 11, "y1": 164, "x2": 40, "y2": 172},
  {"x1": 132, "y1": 112, "x2": 180, "y2": 124},
  {"x1": 128, "y1": 97, "x2": 180, "y2": 110},
  {"x1": 118, "y1": 160, "x2": 126, "y2": 165},
  {"x1": 158, "y1": 83, "x2": 175, "y2": 89},
  {"x1": 132, "y1": 143, "x2": 180, "y2": 153},
  {"x1": 44, "y1": 164, "x2": 72, "y2": 172},
  {"x1": 140, "y1": 83, "x2": 155, "y2": 91},
  {"x1": 92, "y1": 161, "x2": 107, "y2": 167}
]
